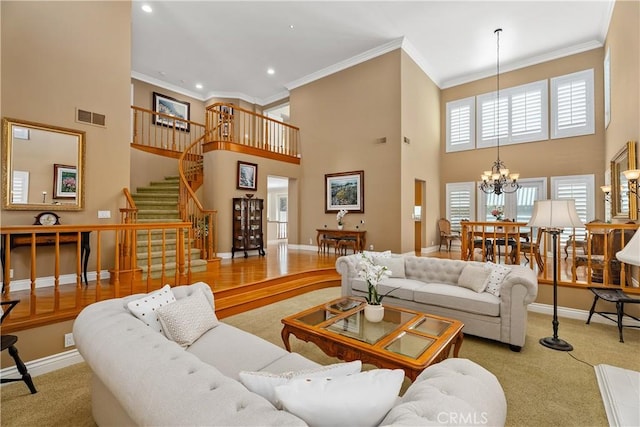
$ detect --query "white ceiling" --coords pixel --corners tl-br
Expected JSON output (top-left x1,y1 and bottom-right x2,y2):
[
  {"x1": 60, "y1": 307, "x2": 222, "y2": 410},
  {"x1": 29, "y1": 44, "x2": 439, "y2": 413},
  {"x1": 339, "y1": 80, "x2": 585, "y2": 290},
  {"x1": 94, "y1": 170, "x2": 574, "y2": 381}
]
[{"x1": 132, "y1": 1, "x2": 614, "y2": 106}]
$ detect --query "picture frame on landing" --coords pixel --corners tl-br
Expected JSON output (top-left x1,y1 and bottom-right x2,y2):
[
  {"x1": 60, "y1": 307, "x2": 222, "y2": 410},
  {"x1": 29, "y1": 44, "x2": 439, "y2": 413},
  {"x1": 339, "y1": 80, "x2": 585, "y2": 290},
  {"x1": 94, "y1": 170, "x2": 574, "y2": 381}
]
[
  {"x1": 325, "y1": 170, "x2": 364, "y2": 213},
  {"x1": 237, "y1": 161, "x2": 258, "y2": 191},
  {"x1": 53, "y1": 164, "x2": 77, "y2": 199},
  {"x1": 152, "y1": 92, "x2": 191, "y2": 132}
]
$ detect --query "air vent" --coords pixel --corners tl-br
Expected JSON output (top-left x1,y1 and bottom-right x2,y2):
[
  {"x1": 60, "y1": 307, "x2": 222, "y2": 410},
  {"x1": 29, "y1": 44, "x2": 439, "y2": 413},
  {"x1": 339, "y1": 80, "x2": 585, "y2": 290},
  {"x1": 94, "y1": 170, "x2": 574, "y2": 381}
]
[{"x1": 76, "y1": 108, "x2": 106, "y2": 127}]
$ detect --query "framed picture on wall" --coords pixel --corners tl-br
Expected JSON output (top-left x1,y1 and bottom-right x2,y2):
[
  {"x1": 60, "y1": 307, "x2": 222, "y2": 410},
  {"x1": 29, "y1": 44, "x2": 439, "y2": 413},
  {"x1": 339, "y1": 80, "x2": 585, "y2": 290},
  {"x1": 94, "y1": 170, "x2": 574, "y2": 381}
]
[
  {"x1": 325, "y1": 170, "x2": 364, "y2": 213},
  {"x1": 152, "y1": 92, "x2": 191, "y2": 132},
  {"x1": 237, "y1": 161, "x2": 258, "y2": 191},
  {"x1": 53, "y1": 164, "x2": 77, "y2": 198}
]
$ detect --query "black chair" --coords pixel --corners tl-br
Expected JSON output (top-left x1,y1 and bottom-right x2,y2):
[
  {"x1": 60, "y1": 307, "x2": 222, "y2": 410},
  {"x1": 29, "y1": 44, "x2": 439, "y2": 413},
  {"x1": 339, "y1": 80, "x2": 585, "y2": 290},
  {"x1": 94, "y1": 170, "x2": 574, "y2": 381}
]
[{"x1": 1, "y1": 300, "x2": 37, "y2": 394}]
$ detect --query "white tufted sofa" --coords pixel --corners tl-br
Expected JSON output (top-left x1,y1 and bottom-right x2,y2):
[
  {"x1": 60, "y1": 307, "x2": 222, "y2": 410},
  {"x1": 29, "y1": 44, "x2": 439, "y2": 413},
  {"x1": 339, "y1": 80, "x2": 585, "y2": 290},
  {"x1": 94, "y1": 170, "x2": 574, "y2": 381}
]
[
  {"x1": 73, "y1": 282, "x2": 507, "y2": 426},
  {"x1": 336, "y1": 255, "x2": 538, "y2": 351}
]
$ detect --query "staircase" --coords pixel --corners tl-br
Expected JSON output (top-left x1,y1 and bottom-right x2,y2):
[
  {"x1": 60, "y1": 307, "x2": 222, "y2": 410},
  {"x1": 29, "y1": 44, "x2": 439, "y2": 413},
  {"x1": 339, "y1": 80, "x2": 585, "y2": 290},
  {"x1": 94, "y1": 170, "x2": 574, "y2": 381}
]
[{"x1": 132, "y1": 176, "x2": 208, "y2": 279}]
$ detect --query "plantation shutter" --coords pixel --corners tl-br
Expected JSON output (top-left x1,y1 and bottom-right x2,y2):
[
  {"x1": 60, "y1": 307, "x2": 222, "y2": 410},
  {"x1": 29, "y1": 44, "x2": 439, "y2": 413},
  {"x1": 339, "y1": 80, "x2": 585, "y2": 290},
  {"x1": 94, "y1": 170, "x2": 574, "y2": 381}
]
[
  {"x1": 552, "y1": 175, "x2": 594, "y2": 244},
  {"x1": 446, "y1": 182, "x2": 475, "y2": 231},
  {"x1": 551, "y1": 69, "x2": 594, "y2": 139},
  {"x1": 479, "y1": 96, "x2": 508, "y2": 143},
  {"x1": 511, "y1": 87, "x2": 543, "y2": 140},
  {"x1": 11, "y1": 170, "x2": 29, "y2": 204},
  {"x1": 446, "y1": 97, "x2": 475, "y2": 152}
]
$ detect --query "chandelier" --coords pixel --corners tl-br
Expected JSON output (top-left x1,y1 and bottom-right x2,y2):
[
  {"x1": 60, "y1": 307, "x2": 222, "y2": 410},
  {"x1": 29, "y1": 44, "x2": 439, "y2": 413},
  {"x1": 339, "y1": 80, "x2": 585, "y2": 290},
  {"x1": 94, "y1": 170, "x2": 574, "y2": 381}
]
[{"x1": 480, "y1": 28, "x2": 520, "y2": 195}]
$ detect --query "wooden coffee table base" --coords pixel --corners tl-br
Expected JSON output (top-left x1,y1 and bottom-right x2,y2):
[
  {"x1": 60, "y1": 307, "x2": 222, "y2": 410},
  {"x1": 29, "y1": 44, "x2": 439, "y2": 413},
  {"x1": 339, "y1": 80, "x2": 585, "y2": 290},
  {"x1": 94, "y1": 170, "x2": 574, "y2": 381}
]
[
  {"x1": 281, "y1": 298, "x2": 464, "y2": 382},
  {"x1": 282, "y1": 325, "x2": 463, "y2": 381}
]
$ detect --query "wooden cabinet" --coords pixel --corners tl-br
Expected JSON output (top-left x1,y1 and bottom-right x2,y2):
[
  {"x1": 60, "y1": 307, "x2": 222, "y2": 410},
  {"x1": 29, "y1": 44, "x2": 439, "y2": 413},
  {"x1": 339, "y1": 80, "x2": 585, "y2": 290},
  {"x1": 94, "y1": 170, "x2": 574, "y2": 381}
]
[{"x1": 232, "y1": 197, "x2": 265, "y2": 258}]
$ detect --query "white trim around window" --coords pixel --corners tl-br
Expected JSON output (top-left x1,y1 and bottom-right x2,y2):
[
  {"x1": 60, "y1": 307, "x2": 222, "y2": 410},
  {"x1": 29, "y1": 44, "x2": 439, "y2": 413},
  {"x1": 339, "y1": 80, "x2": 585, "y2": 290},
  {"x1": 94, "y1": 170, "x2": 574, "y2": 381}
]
[
  {"x1": 550, "y1": 69, "x2": 595, "y2": 139},
  {"x1": 445, "y1": 96, "x2": 475, "y2": 153}
]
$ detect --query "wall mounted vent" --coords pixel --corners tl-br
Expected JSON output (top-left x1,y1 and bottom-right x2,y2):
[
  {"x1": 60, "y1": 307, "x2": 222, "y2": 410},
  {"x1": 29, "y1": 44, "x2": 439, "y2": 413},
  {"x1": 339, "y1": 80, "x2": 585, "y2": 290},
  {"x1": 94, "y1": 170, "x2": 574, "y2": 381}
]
[{"x1": 76, "y1": 108, "x2": 106, "y2": 127}]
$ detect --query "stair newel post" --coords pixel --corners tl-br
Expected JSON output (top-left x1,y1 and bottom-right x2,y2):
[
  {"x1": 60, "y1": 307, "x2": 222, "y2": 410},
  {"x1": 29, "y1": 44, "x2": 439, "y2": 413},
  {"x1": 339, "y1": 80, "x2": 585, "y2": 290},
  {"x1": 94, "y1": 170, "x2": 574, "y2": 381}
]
[{"x1": 133, "y1": 109, "x2": 139, "y2": 145}]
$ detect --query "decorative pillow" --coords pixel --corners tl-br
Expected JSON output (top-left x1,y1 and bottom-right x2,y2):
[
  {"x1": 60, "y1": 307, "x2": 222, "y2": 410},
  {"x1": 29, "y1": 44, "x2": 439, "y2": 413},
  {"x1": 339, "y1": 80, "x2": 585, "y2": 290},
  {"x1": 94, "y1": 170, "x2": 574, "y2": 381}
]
[
  {"x1": 126, "y1": 284, "x2": 176, "y2": 334},
  {"x1": 483, "y1": 262, "x2": 512, "y2": 297},
  {"x1": 275, "y1": 369, "x2": 404, "y2": 427},
  {"x1": 156, "y1": 288, "x2": 219, "y2": 347},
  {"x1": 373, "y1": 256, "x2": 405, "y2": 279},
  {"x1": 239, "y1": 361, "x2": 362, "y2": 408},
  {"x1": 458, "y1": 264, "x2": 490, "y2": 293}
]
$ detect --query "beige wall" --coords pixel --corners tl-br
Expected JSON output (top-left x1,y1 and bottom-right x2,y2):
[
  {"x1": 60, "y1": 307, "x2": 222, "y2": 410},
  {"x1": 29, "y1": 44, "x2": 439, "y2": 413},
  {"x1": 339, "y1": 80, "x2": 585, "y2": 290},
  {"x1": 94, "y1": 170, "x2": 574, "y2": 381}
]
[
  {"x1": 400, "y1": 51, "x2": 441, "y2": 252},
  {"x1": 604, "y1": 0, "x2": 640, "y2": 165},
  {"x1": 291, "y1": 50, "x2": 402, "y2": 252},
  {"x1": 1, "y1": 320, "x2": 74, "y2": 369},
  {"x1": 440, "y1": 48, "x2": 606, "y2": 221},
  {"x1": 1, "y1": 1, "x2": 131, "y2": 228}
]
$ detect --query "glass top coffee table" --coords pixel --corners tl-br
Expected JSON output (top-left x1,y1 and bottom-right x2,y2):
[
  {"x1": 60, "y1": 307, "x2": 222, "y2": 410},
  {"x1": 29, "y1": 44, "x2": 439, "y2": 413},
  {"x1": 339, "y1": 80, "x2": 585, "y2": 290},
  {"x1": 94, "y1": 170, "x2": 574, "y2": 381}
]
[{"x1": 281, "y1": 296, "x2": 464, "y2": 381}]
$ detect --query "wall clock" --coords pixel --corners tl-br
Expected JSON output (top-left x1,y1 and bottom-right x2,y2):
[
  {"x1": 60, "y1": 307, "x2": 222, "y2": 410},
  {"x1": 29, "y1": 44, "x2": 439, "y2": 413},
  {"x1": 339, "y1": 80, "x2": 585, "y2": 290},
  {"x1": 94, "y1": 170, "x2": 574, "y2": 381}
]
[{"x1": 34, "y1": 211, "x2": 61, "y2": 226}]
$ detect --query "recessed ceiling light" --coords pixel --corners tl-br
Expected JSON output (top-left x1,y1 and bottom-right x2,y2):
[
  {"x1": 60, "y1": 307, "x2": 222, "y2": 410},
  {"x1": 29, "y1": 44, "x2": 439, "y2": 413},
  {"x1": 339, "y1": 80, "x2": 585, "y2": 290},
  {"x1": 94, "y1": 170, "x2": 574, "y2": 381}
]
[
  {"x1": 289, "y1": 24, "x2": 295, "y2": 29},
  {"x1": 195, "y1": 83, "x2": 203, "y2": 89},
  {"x1": 267, "y1": 68, "x2": 275, "y2": 75},
  {"x1": 141, "y1": 4, "x2": 152, "y2": 13}
]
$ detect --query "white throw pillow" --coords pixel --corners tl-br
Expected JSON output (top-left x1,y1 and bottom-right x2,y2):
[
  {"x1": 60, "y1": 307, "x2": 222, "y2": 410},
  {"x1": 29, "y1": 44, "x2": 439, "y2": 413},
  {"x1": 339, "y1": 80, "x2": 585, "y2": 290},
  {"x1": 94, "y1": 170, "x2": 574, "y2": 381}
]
[
  {"x1": 156, "y1": 288, "x2": 219, "y2": 347},
  {"x1": 239, "y1": 361, "x2": 362, "y2": 408},
  {"x1": 275, "y1": 369, "x2": 404, "y2": 427},
  {"x1": 458, "y1": 264, "x2": 490, "y2": 293},
  {"x1": 126, "y1": 284, "x2": 176, "y2": 334},
  {"x1": 373, "y1": 256, "x2": 405, "y2": 279},
  {"x1": 483, "y1": 262, "x2": 512, "y2": 297}
]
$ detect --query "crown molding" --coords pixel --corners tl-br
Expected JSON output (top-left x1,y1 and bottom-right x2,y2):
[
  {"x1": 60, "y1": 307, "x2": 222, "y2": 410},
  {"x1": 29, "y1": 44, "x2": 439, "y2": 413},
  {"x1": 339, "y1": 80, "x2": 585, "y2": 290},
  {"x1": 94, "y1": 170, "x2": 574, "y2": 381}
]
[
  {"x1": 440, "y1": 39, "x2": 603, "y2": 89},
  {"x1": 400, "y1": 38, "x2": 441, "y2": 87},
  {"x1": 131, "y1": 71, "x2": 207, "y2": 101},
  {"x1": 285, "y1": 37, "x2": 405, "y2": 92}
]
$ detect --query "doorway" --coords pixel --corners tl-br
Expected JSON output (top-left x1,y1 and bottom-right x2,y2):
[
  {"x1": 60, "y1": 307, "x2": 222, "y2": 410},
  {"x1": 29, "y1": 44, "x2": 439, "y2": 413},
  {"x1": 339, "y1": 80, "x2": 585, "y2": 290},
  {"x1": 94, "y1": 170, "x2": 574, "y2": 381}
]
[{"x1": 267, "y1": 176, "x2": 289, "y2": 243}]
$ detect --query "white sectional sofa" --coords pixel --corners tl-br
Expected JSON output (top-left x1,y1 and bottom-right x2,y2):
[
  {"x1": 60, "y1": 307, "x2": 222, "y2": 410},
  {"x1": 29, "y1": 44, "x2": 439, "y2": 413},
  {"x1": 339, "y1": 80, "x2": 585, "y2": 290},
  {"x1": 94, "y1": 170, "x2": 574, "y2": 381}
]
[
  {"x1": 336, "y1": 254, "x2": 538, "y2": 351},
  {"x1": 73, "y1": 282, "x2": 508, "y2": 426}
]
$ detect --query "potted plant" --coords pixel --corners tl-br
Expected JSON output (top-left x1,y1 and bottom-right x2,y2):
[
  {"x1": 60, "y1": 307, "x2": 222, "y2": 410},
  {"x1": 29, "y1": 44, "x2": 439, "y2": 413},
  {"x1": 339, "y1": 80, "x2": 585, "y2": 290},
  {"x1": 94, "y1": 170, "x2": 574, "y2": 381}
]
[
  {"x1": 358, "y1": 253, "x2": 393, "y2": 322},
  {"x1": 336, "y1": 208, "x2": 348, "y2": 230}
]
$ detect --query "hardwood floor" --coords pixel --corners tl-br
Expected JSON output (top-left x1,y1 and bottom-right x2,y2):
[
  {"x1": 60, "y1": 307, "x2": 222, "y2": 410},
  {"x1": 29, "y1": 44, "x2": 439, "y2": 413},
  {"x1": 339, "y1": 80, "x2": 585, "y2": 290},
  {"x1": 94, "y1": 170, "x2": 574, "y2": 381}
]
[{"x1": 1, "y1": 241, "x2": 635, "y2": 333}]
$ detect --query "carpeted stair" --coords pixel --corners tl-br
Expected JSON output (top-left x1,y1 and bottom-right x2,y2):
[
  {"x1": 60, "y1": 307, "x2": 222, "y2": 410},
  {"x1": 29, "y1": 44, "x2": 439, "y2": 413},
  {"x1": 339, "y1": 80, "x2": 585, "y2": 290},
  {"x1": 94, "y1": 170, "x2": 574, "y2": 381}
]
[{"x1": 132, "y1": 176, "x2": 208, "y2": 279}]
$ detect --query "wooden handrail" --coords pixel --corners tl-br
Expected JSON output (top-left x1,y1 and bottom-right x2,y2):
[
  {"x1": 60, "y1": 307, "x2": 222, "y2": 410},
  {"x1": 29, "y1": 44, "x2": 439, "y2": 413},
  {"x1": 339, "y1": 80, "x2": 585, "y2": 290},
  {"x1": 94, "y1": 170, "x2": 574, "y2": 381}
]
[
  {"x1": 178, "y1": 130, "x2": 218, "y2": 260},
  {"x1": 131, "y1": 105, "x2": 206, "y2": 154},
  {"x1": 460, "y1": 221, "x2": 639, "y2": 288},
  {"x1": 205, "y1": 102, "x2": 301, "y2": 159}
]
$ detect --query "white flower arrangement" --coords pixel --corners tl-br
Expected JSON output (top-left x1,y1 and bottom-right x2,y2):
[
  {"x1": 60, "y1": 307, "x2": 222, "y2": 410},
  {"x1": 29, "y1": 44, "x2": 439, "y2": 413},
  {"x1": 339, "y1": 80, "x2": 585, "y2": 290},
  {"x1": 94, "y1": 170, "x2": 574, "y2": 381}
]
[
  {"x1": 357, "y1": 253, "x2": 392, "y2": 305},
  {"x1": 336, "y1": 208, "x2": 348, "y2": 225}
]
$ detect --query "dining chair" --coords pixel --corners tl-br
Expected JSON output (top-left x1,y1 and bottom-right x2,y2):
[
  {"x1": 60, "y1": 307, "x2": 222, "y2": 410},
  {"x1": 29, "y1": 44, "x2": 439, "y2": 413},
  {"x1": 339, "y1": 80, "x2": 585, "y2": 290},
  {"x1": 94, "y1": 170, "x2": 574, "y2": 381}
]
[
  {"x1": 461, "y1": 220, "x2": 493, "y2": 261},
  {"x1": 1, "y1": 300, "x2": 37, "y2": 394},
  {"x1": 438, "y1": 218, "x2": 461, "y2": 252},
  {"x1": 520, "y1": 227, "x2": 545, "y2": 272}
]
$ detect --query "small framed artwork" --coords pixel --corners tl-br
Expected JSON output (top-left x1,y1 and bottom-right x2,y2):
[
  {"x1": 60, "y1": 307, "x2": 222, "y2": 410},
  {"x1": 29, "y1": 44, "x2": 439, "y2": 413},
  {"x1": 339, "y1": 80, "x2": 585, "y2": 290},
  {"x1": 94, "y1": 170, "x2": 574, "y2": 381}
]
[
  {"x1": 53, "y1": 164, "x2": 77, "y2": 199},
  {"x1": 325, "y1": 170, "x2": 364, "y2": 213},
  {"x1": 152, "y1": 92, "x2": 191, "y2": 132},
  {"x1": 237, "y1": 161, "x2": 258, "y2": 191}
]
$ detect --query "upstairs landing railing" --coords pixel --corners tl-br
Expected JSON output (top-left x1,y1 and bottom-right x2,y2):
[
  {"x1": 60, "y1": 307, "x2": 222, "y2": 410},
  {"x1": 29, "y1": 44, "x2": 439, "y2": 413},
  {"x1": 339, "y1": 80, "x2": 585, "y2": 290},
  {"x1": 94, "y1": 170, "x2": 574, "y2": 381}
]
[
  {"x1": 206, "y1": 103, "x2": 301, "y2": 160},
  {"x1": 131, "y1": 106, "x2": 206, "y2": 156}
]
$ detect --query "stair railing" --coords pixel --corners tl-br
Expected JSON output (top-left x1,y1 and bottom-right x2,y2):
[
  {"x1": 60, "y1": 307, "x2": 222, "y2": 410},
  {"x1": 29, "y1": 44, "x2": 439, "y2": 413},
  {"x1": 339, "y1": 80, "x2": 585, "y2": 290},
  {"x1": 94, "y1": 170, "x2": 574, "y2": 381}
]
[
  {"x1": 131, "y1": 105, "x2": 206, "y2": 154},
  {"x1": 178, "y1": 132, "x2": 217, "y2": 260},
  {"x1": 206, "y1": 103, "x2": 301, "y2": 158},
  {"x1": 119, "y1": 188, "x2": 138, "y2": 271}
]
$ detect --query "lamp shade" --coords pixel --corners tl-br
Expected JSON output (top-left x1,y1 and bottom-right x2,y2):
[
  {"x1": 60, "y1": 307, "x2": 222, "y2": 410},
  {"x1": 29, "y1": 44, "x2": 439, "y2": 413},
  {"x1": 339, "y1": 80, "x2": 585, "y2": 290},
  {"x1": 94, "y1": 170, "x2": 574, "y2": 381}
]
[
  {"x1": 616, "y1": 228, "x2": 640, "y2": 266},
  {"x1": 527, "y1": 199, "x2": 585, "y2": 229}
]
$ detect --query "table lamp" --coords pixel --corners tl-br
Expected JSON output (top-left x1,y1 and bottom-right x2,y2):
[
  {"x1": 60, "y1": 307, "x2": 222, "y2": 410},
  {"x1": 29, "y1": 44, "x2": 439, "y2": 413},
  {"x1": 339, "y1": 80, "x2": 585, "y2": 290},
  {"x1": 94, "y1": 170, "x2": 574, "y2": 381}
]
[
  {"x1": 616, "y1": 228, "x2": 640, "y2": 267},
  {"x1": 527, "y1": 199, "x2": 584, "y2": 351}
]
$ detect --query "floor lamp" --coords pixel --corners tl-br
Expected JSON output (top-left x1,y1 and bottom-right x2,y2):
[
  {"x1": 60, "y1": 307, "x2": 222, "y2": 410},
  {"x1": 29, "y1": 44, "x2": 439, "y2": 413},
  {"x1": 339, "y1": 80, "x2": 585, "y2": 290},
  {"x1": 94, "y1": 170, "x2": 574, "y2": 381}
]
[
  {"x1": 527, "y1": 199, "x2": 584, "y2": 351},
  {"x1": 616, "y1": 227, "x2": 640, "y2": 267}
]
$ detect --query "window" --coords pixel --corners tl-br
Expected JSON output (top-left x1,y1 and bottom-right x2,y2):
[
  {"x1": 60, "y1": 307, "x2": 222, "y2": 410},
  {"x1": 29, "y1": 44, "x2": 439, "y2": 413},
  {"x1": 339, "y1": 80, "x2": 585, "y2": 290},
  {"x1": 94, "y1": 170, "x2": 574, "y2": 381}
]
[
  {"x1": 477, "y1": 80, "x2": 548, "y2": 147},
  {"x1": 477, "y1": 177, "x2": 546, "y2": 222},
  {"x1": 551, "y1": 174, "x2": 595, "y2": 243},
  {"x1": 11, "y1": 170, "x2": 29, "y2": 204},
  {"x1": 551, "y1": 69, "x2": 594, "y2": 139},
  {"x1": 445, "y1": 97, "x2": 475, "y2": 152},
  {"x1": 446, "y1": 182, "x2": 476, "y2": 231}
]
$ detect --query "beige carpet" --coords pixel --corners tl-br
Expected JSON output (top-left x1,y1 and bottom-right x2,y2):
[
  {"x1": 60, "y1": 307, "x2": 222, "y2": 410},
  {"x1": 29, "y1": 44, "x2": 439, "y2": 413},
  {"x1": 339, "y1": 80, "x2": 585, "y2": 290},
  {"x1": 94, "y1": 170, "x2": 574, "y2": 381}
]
[{"x1": 2, "y1": 287, "x2": 639, "y2": 426}]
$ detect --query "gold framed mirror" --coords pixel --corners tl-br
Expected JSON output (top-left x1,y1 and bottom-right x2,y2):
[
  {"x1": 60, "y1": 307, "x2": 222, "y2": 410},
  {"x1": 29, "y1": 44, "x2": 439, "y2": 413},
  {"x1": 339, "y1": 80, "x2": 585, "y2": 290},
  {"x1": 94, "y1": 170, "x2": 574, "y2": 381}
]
[
  {"x1": 2, "y1": 118, "x2": 85, "y2": 211},
  {"x1": 611, "y1": 140, "x2": 637, "y2": 220}
]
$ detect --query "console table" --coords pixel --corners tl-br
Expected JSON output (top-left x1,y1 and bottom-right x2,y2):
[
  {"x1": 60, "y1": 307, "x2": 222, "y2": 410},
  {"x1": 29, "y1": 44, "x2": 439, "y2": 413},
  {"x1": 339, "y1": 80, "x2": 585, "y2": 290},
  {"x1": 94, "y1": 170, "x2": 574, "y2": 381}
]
[
  {"x1": 1, "y1": 231, "x2": 91, "y2": 291},
  {"x1": 316, "y1": 229, "x2": 366, "y2": 253}
]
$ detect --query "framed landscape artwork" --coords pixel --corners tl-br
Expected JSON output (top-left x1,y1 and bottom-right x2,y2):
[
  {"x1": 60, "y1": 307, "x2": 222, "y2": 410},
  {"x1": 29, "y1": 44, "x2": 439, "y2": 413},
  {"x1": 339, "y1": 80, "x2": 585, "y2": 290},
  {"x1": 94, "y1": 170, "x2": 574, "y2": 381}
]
[
  {"x1": 53, "y1": 164, "x2": 77, "y2": 199},
  {"x1": 325, "y1": 170, "x2": 364, "y2": 213},
  {"x1": 152, "y1": 92, "x2": 191, "y2": 132},
  {"x1": 237, "y1": 161, "x2": 258, "y2": 191}
]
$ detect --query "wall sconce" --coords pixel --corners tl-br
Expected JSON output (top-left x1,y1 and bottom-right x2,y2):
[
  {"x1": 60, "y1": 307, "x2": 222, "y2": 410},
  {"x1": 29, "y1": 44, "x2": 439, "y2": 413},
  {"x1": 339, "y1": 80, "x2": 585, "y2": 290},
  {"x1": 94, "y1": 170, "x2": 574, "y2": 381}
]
[
  {"x1": 623, "y1": 169, "x2": 639, "y2": 198},
  {"x1": 600, "y1": 185, "x2": 611, "y2": 202}
]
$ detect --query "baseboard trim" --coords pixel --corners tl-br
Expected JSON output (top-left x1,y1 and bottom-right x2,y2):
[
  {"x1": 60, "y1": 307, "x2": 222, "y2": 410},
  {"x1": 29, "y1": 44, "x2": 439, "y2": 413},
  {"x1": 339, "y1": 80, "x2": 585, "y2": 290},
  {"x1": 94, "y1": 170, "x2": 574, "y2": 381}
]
[
  {"x1": 528, "y1": 303, "x2": 640, "y2": 327},
  {"x1": 1, "y1": 270, "x2": 111, "y2": 292},
  {"x1": 0, "y1": 349, "x2": 84, "y2": 385}
]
